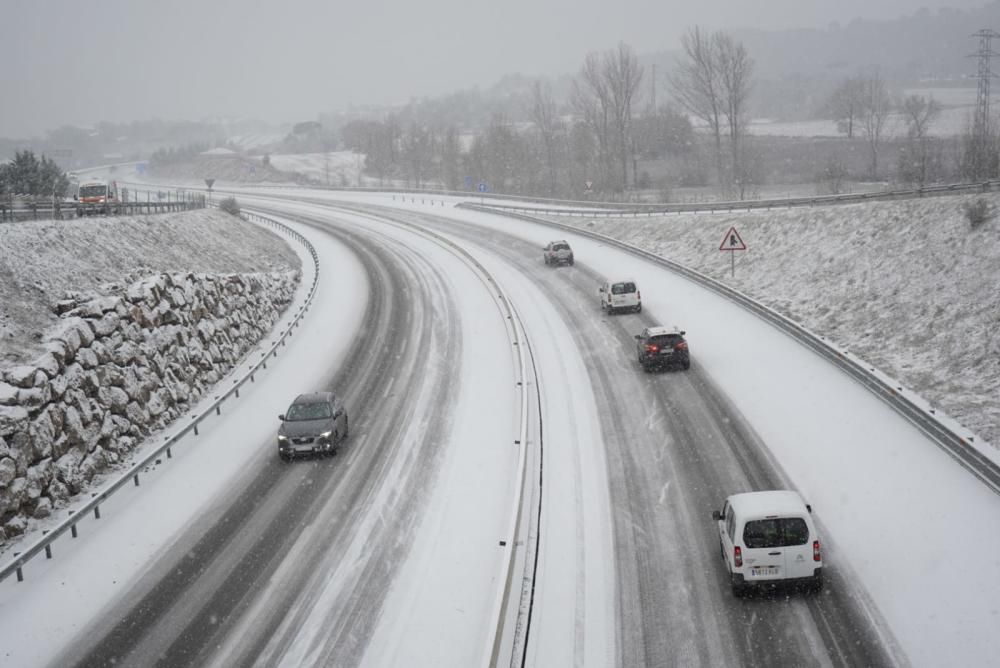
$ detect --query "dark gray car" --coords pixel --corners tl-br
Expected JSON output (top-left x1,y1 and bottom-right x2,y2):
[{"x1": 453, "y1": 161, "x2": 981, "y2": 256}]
[{"x1": 277, "y1": 392, "x2": 348, "y2": 461}]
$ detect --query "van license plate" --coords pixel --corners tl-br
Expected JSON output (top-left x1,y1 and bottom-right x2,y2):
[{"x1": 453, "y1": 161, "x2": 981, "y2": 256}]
[{"x1": 751, "y1": 567, "x2": 778, "y2": 576}]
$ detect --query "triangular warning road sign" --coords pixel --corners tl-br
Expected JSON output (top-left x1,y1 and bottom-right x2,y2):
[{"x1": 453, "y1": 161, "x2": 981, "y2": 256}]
[{"x1": 719, "y1": 226, "x2": 747, "y2": 251}]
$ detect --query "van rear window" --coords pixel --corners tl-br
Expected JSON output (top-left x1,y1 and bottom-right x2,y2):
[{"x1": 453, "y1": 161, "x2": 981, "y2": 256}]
[
  {"x1": 742, "y1": 518, "x2": 809, "y2": 548},
  {"x1": 611, "y1": 282, "x2": 636, "y2": 295}
]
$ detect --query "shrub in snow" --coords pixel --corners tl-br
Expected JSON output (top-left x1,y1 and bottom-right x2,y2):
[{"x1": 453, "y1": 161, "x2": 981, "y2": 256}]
[
  {"x1": 218, "y1": 197, "x2": 241, "y2": 217},
  {"x1": 963, "y1": 198, "x2": 993, "y2": 229}
]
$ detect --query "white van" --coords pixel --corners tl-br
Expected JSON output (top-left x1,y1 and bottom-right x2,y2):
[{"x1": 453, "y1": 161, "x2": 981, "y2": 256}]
[
  {"x1": 712, "y1": 490, "x2": 823, "y2": 596},
  {"x1": 599, "y1": 280, "x2": 641, "y2": 314}
]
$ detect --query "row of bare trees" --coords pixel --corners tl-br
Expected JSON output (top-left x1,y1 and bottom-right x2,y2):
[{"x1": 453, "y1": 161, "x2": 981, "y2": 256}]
[
  {"x1": 825, "y1": 70, "x2": 1000, "y2": 186},
  {"x1": 335, "y1": 31, "x2": 753, "y2": 199}
]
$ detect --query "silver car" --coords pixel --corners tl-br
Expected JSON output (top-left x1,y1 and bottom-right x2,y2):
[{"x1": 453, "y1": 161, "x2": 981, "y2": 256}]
[{"x1": 277, "y1": 392, "x2": 349, "y2": 461}]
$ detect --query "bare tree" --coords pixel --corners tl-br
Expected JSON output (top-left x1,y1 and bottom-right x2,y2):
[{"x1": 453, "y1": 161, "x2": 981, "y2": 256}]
[
  {"x1": 714, "y1": 32, "x2": 754, "y2": 191},
  {"x1": 960, "y1": 112, "x2": 1000, "y2": 181},
  {"x1": 440, "y1": 125, "x2": 462, "y2": 191},
  {"x1": 602, "y1": 42, "x2": 644, "y2": 191},
  {"x1": 829, "y1": 76, "x2": 866, "y2": 139},
  {"x1": 859, "y1": 69, "x2": 891, "y2": 180},
  {"x1": 400, "y1": 122, "x2": 433, "y2": 188},
  {"x1": 531, "y1": 80, "x2": 562, "y2": 196},
  {"x1": 897, "y1": 94, "x2": 942, "y2": 186},
  {"x1": 573, "y1": 52, "x2": 615, "y2": 191},
  {"x1": 816, "y1": 155, "x2": 849, "y2": 195},
  {"x1": 671, "y1": 26, "x2": 724, "y2": 185}
]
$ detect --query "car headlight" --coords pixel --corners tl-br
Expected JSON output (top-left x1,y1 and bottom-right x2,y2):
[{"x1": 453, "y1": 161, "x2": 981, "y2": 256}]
[
  {"x1": 319, "y1": 430, "x2": 333, "y2": 440},
  {"x1": 277, "y1": 435, "x2": 288, "y2": 442}
]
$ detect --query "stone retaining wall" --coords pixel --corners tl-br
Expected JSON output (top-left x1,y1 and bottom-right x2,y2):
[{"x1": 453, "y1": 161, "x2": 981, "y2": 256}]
[{"x1": 0, "y1": 270, "x2": 299, "y2": 544}]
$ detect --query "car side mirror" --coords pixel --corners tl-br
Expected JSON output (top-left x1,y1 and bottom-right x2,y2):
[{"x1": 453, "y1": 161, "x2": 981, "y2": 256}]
[
  {"x1": 680, "y1": 331, "x2": 686, "y2": 336},
  {"x1": 712, "y1": 510, "x2": 722, "y2": 521},
  {"x1": 278, "y1": 414, "x2": 285, "y2": 421},
  {"x1": 806, "y1": 504, "x2": 812, "y2": 514},
  {"x1": 634, "y1": 334, "x2": 642, "y2": 340},
  {"x1": 598, "y1": 287, "x2": 605, "y2": 293}
]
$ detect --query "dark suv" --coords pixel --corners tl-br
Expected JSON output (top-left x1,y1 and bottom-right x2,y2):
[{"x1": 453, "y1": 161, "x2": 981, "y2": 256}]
[
  {"x1": 543, "y1": 240, "x2": 574, "y2": 266},
  {"x1": 277, "y1": 392, "x2": 349, "y2": 460},
  {"x1": 634, "y1": 326, "x2": 690, "y2": 371}
]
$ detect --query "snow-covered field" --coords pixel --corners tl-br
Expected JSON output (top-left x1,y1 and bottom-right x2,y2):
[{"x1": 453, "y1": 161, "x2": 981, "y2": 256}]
[
  {"x1": 748, "y1": 87, "x2": 984, "y2": 138},
  {"x1": 268, "y1": 151, "x2": 365, "y2": 186}
]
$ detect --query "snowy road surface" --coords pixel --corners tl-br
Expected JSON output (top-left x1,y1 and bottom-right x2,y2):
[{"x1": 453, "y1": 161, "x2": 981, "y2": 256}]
[{"x1": 2, "y1": 187, "x2": 998, "y2": 667}]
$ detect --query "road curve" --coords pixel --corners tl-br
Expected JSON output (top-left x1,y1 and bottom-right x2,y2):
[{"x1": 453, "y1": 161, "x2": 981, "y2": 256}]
[
  {"x1": 326, "y1": 202, "x2": 902, "y2": 668},
  {"x1": 54, "y1": 211, "x2": 492, "y2": 667}
]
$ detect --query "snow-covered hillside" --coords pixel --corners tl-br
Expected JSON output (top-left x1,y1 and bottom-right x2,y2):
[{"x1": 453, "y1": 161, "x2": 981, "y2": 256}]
[{"x1": 0, "y1": 210, "x2": 300, "y2": 365}]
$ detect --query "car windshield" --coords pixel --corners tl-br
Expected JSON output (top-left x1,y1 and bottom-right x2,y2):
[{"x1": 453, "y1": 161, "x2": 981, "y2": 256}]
[
  {"x1": 285, "y1": 402, "x2": 332, "y2": 421},
  {"x1": 742, "y1": 517, "x2": 809, "y2": 548},
  {"x1": 649, "y1": 334, "x2": 683, "y2": 347},
  {"x1": 612, "y1": 282, "x2": 636, "y2": 295},
  {"x1": 552, "y1": 243, "x2": 569, "y2": 251}
]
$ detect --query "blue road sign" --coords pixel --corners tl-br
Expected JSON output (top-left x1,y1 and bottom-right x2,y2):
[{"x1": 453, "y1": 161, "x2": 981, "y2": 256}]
[
  {"x1": 478, "y1": 182, "x2": 487, "y2": 193},
  {"x1": 464, "y1": 176, "x2": 474, "y2": 188}
]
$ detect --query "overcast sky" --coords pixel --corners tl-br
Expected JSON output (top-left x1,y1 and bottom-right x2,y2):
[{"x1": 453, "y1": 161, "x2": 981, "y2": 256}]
[{"x1": 0, "y1": 0, "x2": 990, "y2": 138}]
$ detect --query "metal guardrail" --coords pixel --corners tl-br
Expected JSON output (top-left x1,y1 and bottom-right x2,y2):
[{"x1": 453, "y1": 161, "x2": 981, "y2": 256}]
[
  {"x1": 0, "y1": 211, "x2": 319, "y2": 584},
  {"x1": 460, "y1": 202, "x2": 1000, "y2": 497},
  {"x1": 467, "y1": 180, "x2": 1000, "y2": 217},
  {"x1": 205, "y1": 177, "x2": 1000, "y2": 214},
  {"x1": 0, "y1": 191, "x2": 206, "y2": 222}
]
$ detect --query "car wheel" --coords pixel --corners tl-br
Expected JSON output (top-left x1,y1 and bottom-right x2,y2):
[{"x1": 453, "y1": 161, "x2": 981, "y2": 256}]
[
  {"x1": 568, "y1": 257, "x2": 574, "y2": 266},
  {"x1": 810, "y1": 575, "x2": 824, "y2": 594},
  {"x1": 682, "y1": 360, "x2": 690, "y2": 370},
  {"x1": 279, "y1": 453, "x2": 292, "y2": 462},
  {"x1": 731, "y1": 575, "x2": 746, "y2": 598},
  {"x1": 636, "y1": 303, "x2": 642, "y2": 313}
]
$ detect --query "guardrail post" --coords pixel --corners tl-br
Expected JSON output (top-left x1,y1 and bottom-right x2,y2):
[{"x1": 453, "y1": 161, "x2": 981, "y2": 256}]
[
  {"x1": 16, "y1": 566, "x2": 22, "y2": 582},
  {"x1": 133, "y1": 474, "x2": 140, "y2": 487},
  {"x1": 45, "y1": 545, "x2": 52, "y2": 559},
  {"x1": 94, "y1": 505, "x2": 100, "y2": 520},
  {"x1": 71, "y1": 523, "x2": 78, "y2": 538}
]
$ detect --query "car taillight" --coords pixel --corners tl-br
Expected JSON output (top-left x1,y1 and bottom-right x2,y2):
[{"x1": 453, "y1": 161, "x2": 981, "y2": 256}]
[
  {"x1": 734, "y1": 546, "x2": 743, "y2": 568},
  {"x1": 813, "y1": 540, "x2": 821, "y2": 562},
  {"x1": 637, "y1": 291, "x2": 641, "y2": 300},
  {"x1": 675, "y1": 341, "x2": 688, "y2": 351},
  {"x1": 645, "y1": 344, "x2": 659, "y2": 353}
]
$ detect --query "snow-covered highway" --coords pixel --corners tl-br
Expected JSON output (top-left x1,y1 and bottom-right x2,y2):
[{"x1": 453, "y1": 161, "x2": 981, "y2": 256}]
[{"x1": 2, "y1": 188, "x2": 999, "y2": 667}]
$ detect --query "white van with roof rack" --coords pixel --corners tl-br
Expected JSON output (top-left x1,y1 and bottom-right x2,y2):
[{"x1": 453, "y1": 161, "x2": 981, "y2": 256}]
[{"x1": 712, "y1": 490, "x2": 823, "y2": 596}]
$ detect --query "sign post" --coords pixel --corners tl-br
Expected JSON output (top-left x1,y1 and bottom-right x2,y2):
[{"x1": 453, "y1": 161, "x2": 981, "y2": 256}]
[
  {"x1": 719, "y1": 226, "x2": 747, "y2": 277},
  {"x1": 204, "y1": 178, "x2": 215, "y2": 205},
  {"x1": 478, "y1": 181, "x2": 487, "y2": 205}
]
